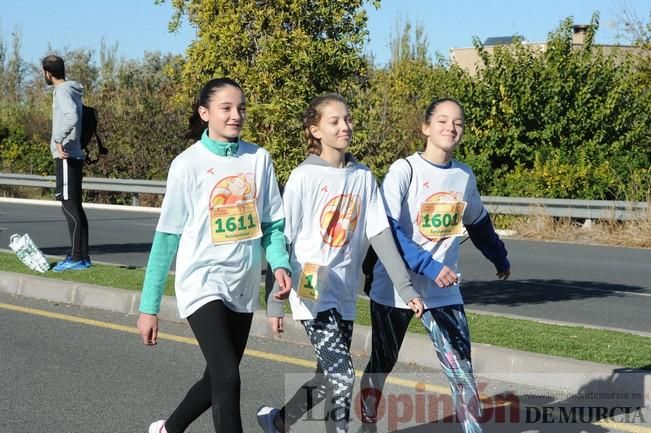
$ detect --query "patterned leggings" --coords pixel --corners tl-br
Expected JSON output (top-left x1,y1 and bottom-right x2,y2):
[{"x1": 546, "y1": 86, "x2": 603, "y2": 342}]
[
  {"x1": 359, "y1": 301, "x2": 482, "y2": 433},
  {"x1": 280, "y1": 308, "x2": 355, "y2": 433}
]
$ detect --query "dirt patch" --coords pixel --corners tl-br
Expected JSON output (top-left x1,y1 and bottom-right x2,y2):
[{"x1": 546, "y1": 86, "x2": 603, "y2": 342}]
[{"x1": 501, "y1": 208, "x2": 651, "y2": 248}]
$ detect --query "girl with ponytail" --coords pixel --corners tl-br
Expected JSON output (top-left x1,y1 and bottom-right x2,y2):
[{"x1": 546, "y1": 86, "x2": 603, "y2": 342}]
[
  {"x1": 137, "y1": 78, "x2": 291, "y2": 433},
  {"x1": 257, "y1": 93, "x2": 422, "y2": 433}
]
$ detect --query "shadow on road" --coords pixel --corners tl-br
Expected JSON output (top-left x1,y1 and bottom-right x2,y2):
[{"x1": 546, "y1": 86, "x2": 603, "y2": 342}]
[{"x1": 462, "y1": 279, "x2": 646, "y2": 307}]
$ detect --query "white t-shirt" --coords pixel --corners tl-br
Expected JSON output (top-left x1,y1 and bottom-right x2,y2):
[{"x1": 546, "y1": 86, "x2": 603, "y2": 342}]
[
  {"x1": 284, "y1": 157, "x2": 389, "y2": 321},
  {"x1": 157, "y1": 141, "x2": 284, "y2": 318},
  {"x1": 370, "y1": 153, "x2": 487, "y2": 309}
]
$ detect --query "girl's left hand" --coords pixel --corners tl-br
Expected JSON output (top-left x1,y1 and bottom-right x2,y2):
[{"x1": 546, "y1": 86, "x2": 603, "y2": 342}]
[
  {"x1": 137, "y1": 313, "x2": 159, "y2": 346},
  {"x1": 274, "y1": 268, "x2": 292, "y2": 299},
  {"x1": 434, "y1": 265, "x2": 458, "y2": 288},
  {"x1": 496, "y1": 268, "x2": 511, "y2": 280},
  {"x1": 268, "y1": 316, "x2": 284, "y2": 338},
  {"x1": 408, "y1": 297, "x2": 424, "y2": 318}
]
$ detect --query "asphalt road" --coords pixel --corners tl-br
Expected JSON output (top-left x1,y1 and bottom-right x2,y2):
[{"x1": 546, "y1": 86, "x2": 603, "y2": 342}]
[
  {"x1": 1, "y1": 200, "x2": 650, "y2": 334},
  {"x1": 0, "y1": 293, "x2": 644, "y2": 433}
]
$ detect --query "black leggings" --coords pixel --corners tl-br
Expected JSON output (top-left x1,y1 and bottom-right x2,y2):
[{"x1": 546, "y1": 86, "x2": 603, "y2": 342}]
[
  {"x1": 164, "y1": 300, "x2": 253, "y2": 433},
  {"x1": 61, "y1": 198, "x2": 89, "y2": 260},
  {"x1": 55, "y1": 158, "x2": 89, "y2": 260}
]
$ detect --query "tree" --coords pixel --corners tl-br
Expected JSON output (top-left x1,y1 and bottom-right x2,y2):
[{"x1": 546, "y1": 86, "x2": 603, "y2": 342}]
[
  {"x1": 616, "y1": 7, "x2": 650, "y2": 88},
  {"x1": 89, "y1": 51, "x2": 187, "y2": 185},
  {"x1": 157, "y1": 0, "x2": 379, "y2": 181},
  {"x1": 457, "y1": 14, "x2": 651, "y2": 200},
  {"x1": 57, "y1": 47, "x2": 99, "y2": 93},
  {"x1": 352, "y1": 19, "x2": 455, "y2": 177},
  {"x1": 98, "y1": 38, "x2": 119, "y2": 90},
  {"x1": 3, "y1": 30, "x2": 26, "y2": 103},
  {"x1": 0, "y1": 42, "x2": 188, "y2": 190}
]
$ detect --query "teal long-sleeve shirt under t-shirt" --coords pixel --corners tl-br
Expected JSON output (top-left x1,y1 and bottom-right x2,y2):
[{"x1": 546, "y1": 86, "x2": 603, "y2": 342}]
[{"x1": 138, "y1": 131, "x2": 290, "y2": 315}]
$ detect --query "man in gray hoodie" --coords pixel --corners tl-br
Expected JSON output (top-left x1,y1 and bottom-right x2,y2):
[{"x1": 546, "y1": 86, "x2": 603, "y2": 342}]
[{"x1": 42, "y1": 55, "x2": 91, "y2": 271}]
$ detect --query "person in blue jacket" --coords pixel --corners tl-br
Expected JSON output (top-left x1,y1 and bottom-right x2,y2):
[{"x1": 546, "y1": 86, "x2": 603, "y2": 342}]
[{"x1": 358, "y1": 98, "x2": 511, "y2": 433}]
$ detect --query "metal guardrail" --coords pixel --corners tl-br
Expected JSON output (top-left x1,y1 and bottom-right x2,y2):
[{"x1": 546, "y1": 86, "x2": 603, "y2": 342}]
[
  {"x1": 0, "y1": 173, "x2": 648, "y2": 220},
  {"x1": 482, "y1": 196, "x2": 648, "y2": 221},
  {"x1": 0, "y1": 173, "x2": 165, "y2": 206}
]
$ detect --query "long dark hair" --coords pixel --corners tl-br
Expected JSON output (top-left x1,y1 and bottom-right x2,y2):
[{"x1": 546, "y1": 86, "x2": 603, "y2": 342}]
[
  {"x1": 424, "y1": 98, "x2": 465, "y2": 124},
  {"x1": 303, "y1": 93, "x2": 348, "y2": 156},
  {"x1": 184, "y1": 78, "x2": 243, "y2": 141}
]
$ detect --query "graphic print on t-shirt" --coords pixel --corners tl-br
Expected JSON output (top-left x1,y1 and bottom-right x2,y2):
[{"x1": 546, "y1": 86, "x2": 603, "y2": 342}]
[
  {"x1": 417, "y1": 191, "x2": 467, "y2": 241},
  {"x1": 319, "y1": 194, "x2": 360, "y2": 248},
  {"x1": 209, "y1": 173, "x2": 261, "y2": 245},
  {"x1": 210, "y1": 173, "x2": 256, "y2": 205}
]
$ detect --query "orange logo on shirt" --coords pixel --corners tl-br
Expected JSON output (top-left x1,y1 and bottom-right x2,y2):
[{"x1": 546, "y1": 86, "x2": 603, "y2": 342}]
[
  {"x1": 210, "y1": 173, "x2": 256, "y2": 207},
  {"x1": 421, "y1": 191, "x2": 461, "y2": 205},
  {"x1": 319, "y1": 194, "x2": 360, "y2": 248}
]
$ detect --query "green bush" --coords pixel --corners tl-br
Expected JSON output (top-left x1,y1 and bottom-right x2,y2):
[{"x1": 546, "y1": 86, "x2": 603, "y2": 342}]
[{"x1": 1, "y1": 8, "x2": 649, "y2": 203}]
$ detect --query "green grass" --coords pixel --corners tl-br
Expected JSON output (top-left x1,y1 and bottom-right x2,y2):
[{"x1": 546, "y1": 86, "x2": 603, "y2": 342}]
[
  {"x1": 354, "y1": 297, "x2": 651, "y2": 370},
  {"x1": 2, "y1": 252, "x2": 650, "y2": 370},
  {"x1": 0, "y1": 252, "x2": 175, "y2": 296}
]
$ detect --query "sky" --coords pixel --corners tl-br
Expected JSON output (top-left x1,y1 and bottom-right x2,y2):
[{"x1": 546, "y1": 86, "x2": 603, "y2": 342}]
[{"x1": 0, "y1": 0, "x2": 648, "y2": 68}]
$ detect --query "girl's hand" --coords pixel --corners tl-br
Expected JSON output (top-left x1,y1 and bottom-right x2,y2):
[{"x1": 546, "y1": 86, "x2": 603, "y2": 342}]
[
  {"x1": 274, "y1": 268, "x2": 292, "y2": 299},
  {"x1": 268, "y1": 316, "x2": 284, "y2": 338},
  {"x1": 435, "y1": 265, "x2": 458, "y2": 288},
  {"x1": 408, "y1": 297, "x2": 424, "y2": 318},
  {"x1": 496, "y1": 268, "x2": 511, "y2": 280},
  {"x1": 137, "y1": 313, "x2": 159, "y2": 346}
]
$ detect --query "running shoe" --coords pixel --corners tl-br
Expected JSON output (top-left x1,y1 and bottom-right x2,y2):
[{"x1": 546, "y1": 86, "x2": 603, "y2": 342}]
[
  {"x1": 257, "y1": 406, "x2": 282, "y2": 433},
  {"x1": 52, "y1": 256, "x2": 90, "y2": 272},
  {"x1": 148, "y1": 419, "x2": 166, "y2": 433}
]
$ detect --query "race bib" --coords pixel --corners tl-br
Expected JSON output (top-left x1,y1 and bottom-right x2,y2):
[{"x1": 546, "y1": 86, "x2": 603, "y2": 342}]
[
  {"x1": 210, "y1": 200, "x2": 262, "y2": 245},
  {"x1": 298, "y1": 263, "x2": 320, "y2": 301},
  {"x1": 418, "y1": 201, "x2": 467, "y2": 240}
]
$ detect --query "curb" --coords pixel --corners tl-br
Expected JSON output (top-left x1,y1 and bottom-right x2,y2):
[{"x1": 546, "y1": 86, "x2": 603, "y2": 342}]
[{"x1": 0, "y1": 271, "x2": 646, "y2": 396}]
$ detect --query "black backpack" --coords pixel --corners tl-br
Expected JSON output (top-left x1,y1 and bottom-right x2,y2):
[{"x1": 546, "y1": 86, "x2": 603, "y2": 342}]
[
  {"x1": 81, "y1": 105, "x2": 108, "y2": 164},
  {"x1": 362, "y1": 159, "x2": 413, "y2": 295}
]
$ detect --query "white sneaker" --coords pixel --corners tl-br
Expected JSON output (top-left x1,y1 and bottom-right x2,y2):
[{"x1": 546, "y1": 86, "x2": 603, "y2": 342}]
[
  {"x1": 256, "y1": 406, "x2": 281, "y2": 433},
  {"x1": 148, "y1": 420, "x2": 166, "y2": 433}
]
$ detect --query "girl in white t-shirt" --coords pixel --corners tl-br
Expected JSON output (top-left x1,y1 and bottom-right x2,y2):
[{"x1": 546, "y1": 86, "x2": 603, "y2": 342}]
[
  {"x1": 358, "y1": 99, "x2": 511, "y2": 433},
  {"x1": 136, "y1": 78, "x2": 292, "y2": 433},
  {"x1": 256, "y1": 94, "x2": 423, "y2": 433}
]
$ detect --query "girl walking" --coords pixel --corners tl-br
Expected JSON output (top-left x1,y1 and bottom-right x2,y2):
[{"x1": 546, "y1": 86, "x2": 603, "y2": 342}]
[
  {"x1": 257, "y1": 93, "x2": 423, "y2": 433},
  {"x1": 358, "y1": 98, "x2": 511, "y2": 433},
  {"x1": 136, "y1": 78, "x2": 292, "y2": 433}
]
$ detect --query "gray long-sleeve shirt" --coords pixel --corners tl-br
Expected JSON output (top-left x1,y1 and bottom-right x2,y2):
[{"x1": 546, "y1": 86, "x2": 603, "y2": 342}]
[{"x1": 50, "y1": 80, "x2": 84, "y2": 159}]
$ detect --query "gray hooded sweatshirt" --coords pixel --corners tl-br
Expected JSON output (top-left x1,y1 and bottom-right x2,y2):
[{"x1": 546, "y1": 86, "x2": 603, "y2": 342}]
[{"x1": 50, "y1": 80, "x2": 85, "y2": 159}]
